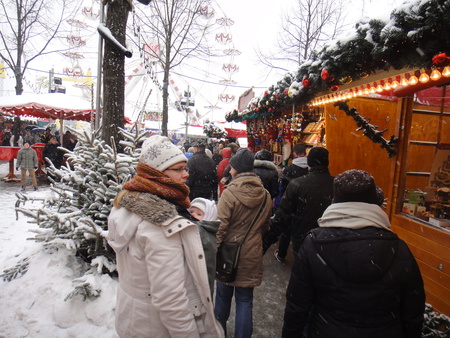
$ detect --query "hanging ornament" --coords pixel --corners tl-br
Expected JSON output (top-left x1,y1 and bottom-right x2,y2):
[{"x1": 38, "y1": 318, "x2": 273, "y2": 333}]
[
  {"x1": 289, "y1": 81, "x2": 303, "y2": 97},
  {"x1": 329, "y1": 84, "x2": 340, "y2": 92},
  {"x1": 339, "y1": 75, "x2": 352, "y2": 84},
  {"x1": 358, "y1": 72, "x2": 369, "y2": 79},
  {"x1": 321, "y1": 69, "x2": 334, "y2": 82},
  {"x1": 432, "y1": 52, "x2": 450, "y2": 67},
  {"x1": 302, "y1": 77, "x2": 311, "y2": 88},
  {"x1": 283, "y1": 88, "x2": 289, "y2": 96}
]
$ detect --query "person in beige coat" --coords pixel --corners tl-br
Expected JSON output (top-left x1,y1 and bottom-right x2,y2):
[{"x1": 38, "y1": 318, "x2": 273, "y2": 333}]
[
  {"x1": 107, "y1": 135, "x2": 224, "y2": 338},
  {"x1": 215, "y1": 148, "x2": 272, "y2": 338}
]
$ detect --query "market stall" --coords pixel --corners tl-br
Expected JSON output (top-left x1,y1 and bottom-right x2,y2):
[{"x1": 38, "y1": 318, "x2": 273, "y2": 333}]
[
  {"x1": 225, "y1": 0, "x2": 450, "y2": 316},
  {"x1": 0, "y1": 93, "x2": 94, "y2": 144}
]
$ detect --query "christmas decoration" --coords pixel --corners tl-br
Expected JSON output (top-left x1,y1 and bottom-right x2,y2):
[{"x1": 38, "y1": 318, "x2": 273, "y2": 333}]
[
  {"x1": 225, "y1": 0, "x2": 450, "y2": 122},
  {"x1": 334, "y1": 101, "x2": 398, "y2": 158},
  {"x1": 203, "y1": 121, "x2": 228, "y2": 138},
  {"x1": 339, "y1": 75, "x2": 352, "y2": 84},
  {"x1": 302, "y1": 77, "x2": 311, "y2": 87},
  {"x1": 321, "y1": 69, "x2": 334, "y2": 82},
  {"x1": 432, "y1": 52, "x2": 450, "y2": 67}
]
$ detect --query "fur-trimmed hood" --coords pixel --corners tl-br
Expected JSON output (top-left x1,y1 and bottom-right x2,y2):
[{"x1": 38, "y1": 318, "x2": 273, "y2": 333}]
[
  {"x1": 120, "y1": 191, "x2": 178, "y2": 224},
  {"x1": 108, "y1": 192, "x2": 185, "y2": 254},
  {"x1": 254, "y1": 159, "x2": 278, "y2": 171}
]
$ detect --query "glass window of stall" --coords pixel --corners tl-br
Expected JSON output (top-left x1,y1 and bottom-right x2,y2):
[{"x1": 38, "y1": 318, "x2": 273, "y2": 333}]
[{"x1": 400, "y1": 84, "x2": 450, "y2": 230}]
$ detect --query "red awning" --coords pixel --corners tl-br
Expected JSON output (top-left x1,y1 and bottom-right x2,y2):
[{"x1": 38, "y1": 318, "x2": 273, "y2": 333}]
[
  {"x1": 225, "y1": 128, "x2": 247, "y2": 138},
  {"x1": 0, "y1": 94, "x2": 94, "y2": 122}
]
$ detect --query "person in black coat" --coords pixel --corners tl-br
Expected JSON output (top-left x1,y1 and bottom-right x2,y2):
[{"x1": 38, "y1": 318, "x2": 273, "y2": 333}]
[
  {"x1": 253, "y1": 149, "x2": 280, "y2": 200},
  {"x1": 43, "y1": 136, "x2": 64, "y2": 170},
  {"x1": 263, "y1": 147, "x2": 334, "y2": 255},
  {"x1": 275, "y1": 143, "x2": 309, "y2": 262},
  {"x1": 282, "y1": 169, "x2": 425, "y2": 338},
  {"x1": 281, "y1": 143, "x2": 308, "y2": 193},
  {"x1": 186, "y1": 142, "x2": 218, "y2": 201}
]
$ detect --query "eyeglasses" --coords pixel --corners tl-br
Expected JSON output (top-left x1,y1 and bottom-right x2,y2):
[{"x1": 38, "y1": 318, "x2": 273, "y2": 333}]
[{"x1": 165, "y1": 167, "x2": 189, "y2": 173}]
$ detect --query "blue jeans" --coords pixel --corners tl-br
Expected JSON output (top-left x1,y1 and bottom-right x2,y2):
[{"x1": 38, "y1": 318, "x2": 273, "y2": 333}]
[{"x1": 214, "y1": 282, "x2": 254, "y2": 338}]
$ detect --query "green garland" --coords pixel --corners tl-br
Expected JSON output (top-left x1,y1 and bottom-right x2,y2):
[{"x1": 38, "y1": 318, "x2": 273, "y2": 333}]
[{"x1": 334, "y1": 101, "x2": 398, "y2": 158}]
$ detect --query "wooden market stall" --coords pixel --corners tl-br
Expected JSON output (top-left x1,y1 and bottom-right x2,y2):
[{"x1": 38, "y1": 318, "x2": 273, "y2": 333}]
[{"x1": 225, "y1": 0, "x2": 450, "y2": 316}]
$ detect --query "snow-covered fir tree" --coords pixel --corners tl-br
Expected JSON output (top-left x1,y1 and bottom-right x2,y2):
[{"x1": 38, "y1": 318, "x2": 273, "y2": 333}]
[{"x1": 14, "y1": 125, "x2": 147, "y2": 298}]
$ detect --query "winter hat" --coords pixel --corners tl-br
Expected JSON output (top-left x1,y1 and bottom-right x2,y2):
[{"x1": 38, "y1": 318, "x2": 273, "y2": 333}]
[
  {"x1": 333, "y1": 169, "x2": 379, "y2": 204},
  {"x1": 139, "y1": 135, "x2": 187, "y2": 172},
  {"x1": 255, "y1": 149, "x2": 273, "y2": 161},
  {"x1": 190, "y1": 198, "x2": 218, "y2": 221},
  {"x1": 229, "y1": 148, "x2": 254, "y2": 173},
  {"x1": 307, "y1": 146, "x2": 329, "y2": 167}
]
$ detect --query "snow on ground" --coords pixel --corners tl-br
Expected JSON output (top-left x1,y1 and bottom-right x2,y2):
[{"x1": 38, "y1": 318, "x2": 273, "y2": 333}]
[{"x1": 0, "y1": 161, "x2": 118, "y2": 337}]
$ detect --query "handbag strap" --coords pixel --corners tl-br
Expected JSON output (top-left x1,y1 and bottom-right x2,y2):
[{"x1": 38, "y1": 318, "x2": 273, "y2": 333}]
[{"x1": 240, "y1": 191, "x2": 268, "y2": 245}]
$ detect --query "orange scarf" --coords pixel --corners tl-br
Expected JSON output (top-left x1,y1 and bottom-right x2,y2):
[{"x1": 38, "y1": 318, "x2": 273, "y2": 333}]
[{"x1": 123, "y1": 163, "x2": 190, "y2": 209}]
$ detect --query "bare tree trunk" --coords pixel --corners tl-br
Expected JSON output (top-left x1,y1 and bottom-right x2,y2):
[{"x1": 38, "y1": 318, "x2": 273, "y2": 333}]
[
  {"x1": 14, "y1": 69, "x2": 24, "y2": 95},
  {"x1": 102, "y1": 0, "x2": 129, "y2": 148},
  {"x1": 161, "y1": 69, "x2": 169, "y2": 137}
]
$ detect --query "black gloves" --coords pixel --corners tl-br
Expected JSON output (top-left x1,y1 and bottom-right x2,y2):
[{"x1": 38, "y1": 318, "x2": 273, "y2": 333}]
[
  {"x1": 16, "y1": 167, "x2": 18, "y2": 171},
  {"x1": 262, "y1": 229, "x2": 279, "y2": 255}
]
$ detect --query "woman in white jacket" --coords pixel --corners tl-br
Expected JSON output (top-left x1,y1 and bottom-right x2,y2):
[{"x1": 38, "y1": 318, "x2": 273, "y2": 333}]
[{"x1": 107, "y1": 135, "x2": 224, "y2": 338}]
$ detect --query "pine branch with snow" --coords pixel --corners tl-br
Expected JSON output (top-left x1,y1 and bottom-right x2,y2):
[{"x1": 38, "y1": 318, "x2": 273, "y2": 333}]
[{"x1": 15, "y1": 128, "x2": 144, "y2": 281}]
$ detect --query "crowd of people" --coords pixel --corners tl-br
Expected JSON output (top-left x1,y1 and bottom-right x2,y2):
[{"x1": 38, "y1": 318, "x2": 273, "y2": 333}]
[{"x1": 106, "y1": 135, "x2": 425, "y2": 338}]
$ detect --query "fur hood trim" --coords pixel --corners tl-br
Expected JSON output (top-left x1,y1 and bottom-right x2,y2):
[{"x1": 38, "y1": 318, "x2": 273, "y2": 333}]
[
  {"x1": 120, "y1": 191, "x2": 179, "y2": 224},
  {"x1": 254, "y1": 159, "x2": 278, "y2": 171}
]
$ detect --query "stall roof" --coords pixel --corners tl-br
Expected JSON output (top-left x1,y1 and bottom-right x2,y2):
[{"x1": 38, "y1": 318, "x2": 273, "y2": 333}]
[{"x1": 0, "y1": 93, "x2": 94, "y2": 121}]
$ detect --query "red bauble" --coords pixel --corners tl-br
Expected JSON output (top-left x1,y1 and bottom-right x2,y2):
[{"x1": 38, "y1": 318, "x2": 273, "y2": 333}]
[
  {"x1": 283, "y1": 88, "x2": 289, "y2": 95},
  {"x1": 329, "y1": 84, "x2": 340, "y2": 92},
  {"x1": 321, "y1": 69, "x2": 335, "y2": 83},
  {"x1": 432, "y1": 53, "x2": 450, "y2": 66},
  {"x1": 302, "y1": 77, "x2": 310, "y2": 87}
]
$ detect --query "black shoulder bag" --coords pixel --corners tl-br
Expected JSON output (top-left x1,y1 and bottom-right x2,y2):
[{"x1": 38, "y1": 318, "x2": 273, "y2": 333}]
[{"x1": 215, "y1": 192, "x2": 268, "y2": 283}]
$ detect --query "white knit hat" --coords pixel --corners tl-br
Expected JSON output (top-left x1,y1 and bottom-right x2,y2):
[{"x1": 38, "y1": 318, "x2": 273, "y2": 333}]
[
  {"x1": 190, "y1": 198, "x2": 218, "y2": 221},
  {"x1": 139, "y1": 135, "x2": 187, "y2": 172}
]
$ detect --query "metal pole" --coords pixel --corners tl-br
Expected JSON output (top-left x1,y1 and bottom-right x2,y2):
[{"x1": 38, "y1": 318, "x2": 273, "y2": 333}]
[
  {"x1": 95, "y1": 2, "x2": 105, "y2": 130},
  {"x1": 185, "y1": 85, "x2": 189, "y2": 142},
  {"x1": 48, "y1": 68, "x2": 54, "y2": 93}
]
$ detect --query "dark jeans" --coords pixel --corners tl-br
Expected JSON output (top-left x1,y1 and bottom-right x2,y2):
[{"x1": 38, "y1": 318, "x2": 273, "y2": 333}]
[{"x1": 214, "y1": 282, "x2": 254, "y2": 338}]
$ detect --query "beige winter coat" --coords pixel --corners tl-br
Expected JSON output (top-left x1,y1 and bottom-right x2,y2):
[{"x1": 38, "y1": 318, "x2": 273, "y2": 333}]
[
  {"x1": 107, "y1": 192, "x2": 224, "y2": 338},
  {"x1": 216, "y1": 173, "x2": 272, "y2": 288}
]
